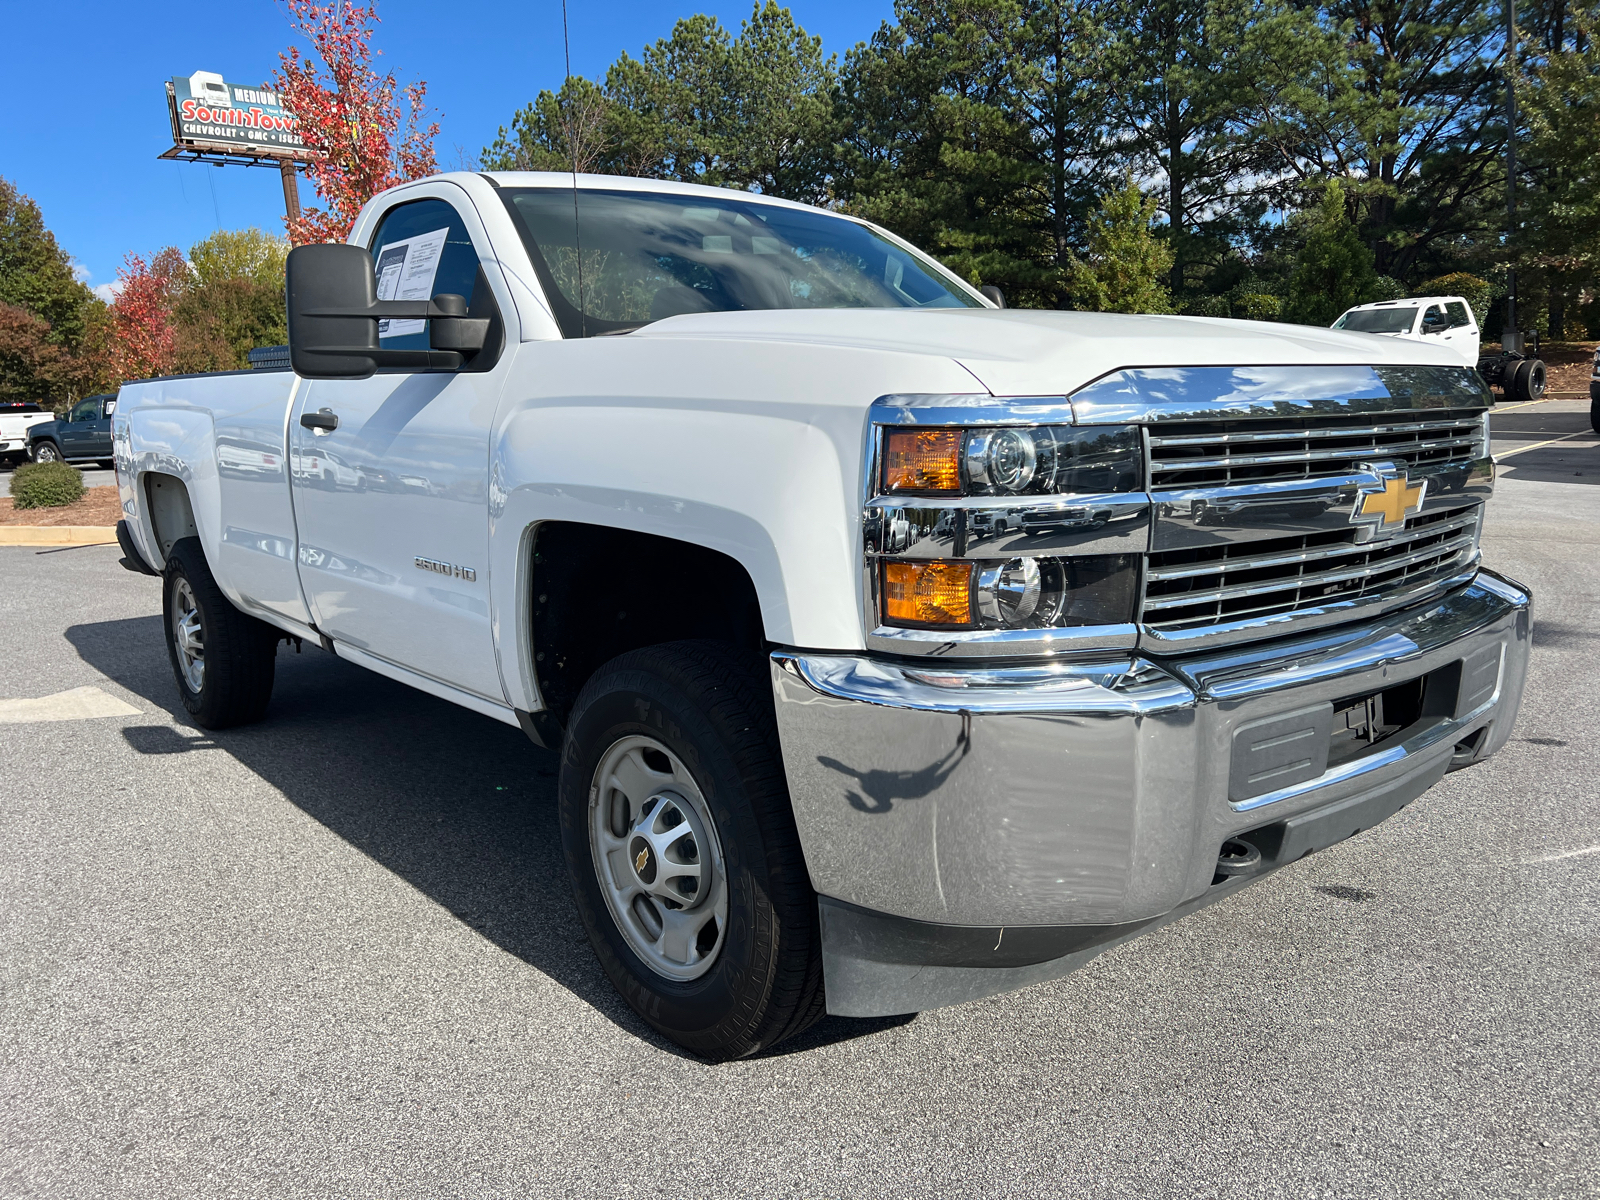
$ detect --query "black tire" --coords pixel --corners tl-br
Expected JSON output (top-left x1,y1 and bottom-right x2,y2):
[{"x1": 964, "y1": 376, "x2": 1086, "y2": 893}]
[
  {"x1": 162, "y1": 537, "x2": 278, "y2": 729},
  {"x1": 1521, "y1": 359, "x2": 1547, "y2": 402},
  {"x1": 1591, "y1": 397, "x2": 1600, "y2": 436},
  {"x1": 558, "y1": 640, "x2": 824, "y2": 1060},
  {"x1": 31, "y1": 440, "x2": 63, "y2": 464}
]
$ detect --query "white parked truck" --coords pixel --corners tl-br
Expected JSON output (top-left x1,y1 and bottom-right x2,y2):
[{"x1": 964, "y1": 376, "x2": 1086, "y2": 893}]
[
  {"x1": 0, "y1": 402, "x2": 57, "y2": 465},
  {"x1": 113, "y1": 173, "x2": 1532, "y2": 1059},
  {"x1": 1333, "y1": 296, "x2": 1548, "y2": 402}
]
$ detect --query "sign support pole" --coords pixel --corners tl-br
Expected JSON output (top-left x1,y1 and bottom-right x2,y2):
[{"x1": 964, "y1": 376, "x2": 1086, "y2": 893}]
[
  {"x1": 1503, "y1": 0, "x2": 1519, "y2": 354},
  {"x1": 280, "y1": 160, "x2": 302, "y2": 223}
]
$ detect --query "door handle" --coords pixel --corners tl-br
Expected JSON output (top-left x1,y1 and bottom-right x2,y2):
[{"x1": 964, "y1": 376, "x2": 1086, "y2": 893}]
[{"x1": 300, "y1": 408, "x2": 339, "y2": 431}]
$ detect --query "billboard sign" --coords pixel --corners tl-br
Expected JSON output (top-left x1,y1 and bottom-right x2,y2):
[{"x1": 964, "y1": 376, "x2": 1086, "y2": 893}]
[{"x1": 166, "y1": 71, "x2": 315, "y2": 160}]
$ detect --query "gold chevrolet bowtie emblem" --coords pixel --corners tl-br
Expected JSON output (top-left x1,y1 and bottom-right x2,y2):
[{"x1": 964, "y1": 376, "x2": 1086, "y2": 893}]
[
  {"x1": 1352, "y1": 464, "x2": 1426, "y2": 531},
  {"x1": 635, "y1": 847, "x2": 651, "y2": 874}
]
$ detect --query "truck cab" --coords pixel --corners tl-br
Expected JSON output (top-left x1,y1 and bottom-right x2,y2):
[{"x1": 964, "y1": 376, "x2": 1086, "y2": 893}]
[
  {"x1": 29, "y1": 393, "x2": 116, "y2": 467},
  {"x1": 1333, "y1": 296, "x2": 1480, "y2": 367}
]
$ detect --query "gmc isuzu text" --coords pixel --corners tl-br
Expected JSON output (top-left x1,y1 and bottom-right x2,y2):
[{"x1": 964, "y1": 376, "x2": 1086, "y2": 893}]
[{"x1": 112, "y1": 173, "x2": 1531, "y2": 1058}]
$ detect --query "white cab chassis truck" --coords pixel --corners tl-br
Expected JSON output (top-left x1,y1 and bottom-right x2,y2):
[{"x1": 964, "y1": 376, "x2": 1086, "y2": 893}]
[
  {"x1": 1333, "y1": 296, "x2": 1548, "y2": 403},
  {"x1": 113, "y1": 173, "x2": 1532, "y2": 1059}
]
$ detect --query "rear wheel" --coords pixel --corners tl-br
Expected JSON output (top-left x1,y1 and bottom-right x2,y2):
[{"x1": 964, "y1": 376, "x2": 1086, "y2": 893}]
[
  {"x1": 1510, "y1": 358, "x2": 1547, "y2": 403},
  {"x1": 162, "y1": 537, "x2": 278, "y2": 728},
  {"x1": 31, "y1": 441, "x2": 62, "y2": 464},
  {"x1": 559, "y1": 640, "x2": 824, "y2": 1060},
  {"x1": 1591, "y1": 396, "x2": 1600, "y2": 436}
]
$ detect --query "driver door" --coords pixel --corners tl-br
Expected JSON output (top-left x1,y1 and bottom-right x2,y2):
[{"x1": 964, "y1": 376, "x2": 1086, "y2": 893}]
[
  {"x1": 57, "y1": 395, "x2": 103, "y2": 459},
  {"x1": 289, "y1": 193, "x2": 512, "y2": 703}
]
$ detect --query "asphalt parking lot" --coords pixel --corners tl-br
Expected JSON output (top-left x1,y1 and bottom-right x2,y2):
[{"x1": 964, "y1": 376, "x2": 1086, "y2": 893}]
[{"x1": 2, "y1": 400, "x2": 1597, "y2": 1199}]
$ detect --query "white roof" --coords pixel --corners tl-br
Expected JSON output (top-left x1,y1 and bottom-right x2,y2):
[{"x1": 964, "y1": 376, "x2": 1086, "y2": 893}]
[
  {"x1": 1342, "y1": 296, "x2": 1469, "y2": 312},
  {"x1": 480, "y1": 171, "x2": 835, "y2": 218}
]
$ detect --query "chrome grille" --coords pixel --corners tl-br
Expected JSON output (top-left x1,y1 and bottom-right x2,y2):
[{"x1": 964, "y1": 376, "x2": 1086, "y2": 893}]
[
  {"x1": 1148, "y1": 410, "x2": 1485, "y2": 489},
  {"x1": 1143, "y1": 504, "x2": 1480, "y2": 631}
]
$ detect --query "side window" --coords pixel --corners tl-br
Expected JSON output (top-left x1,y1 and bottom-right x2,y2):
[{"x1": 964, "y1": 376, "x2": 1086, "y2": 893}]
[
  {"x1": 367, "y1": 199, "x2": 484, "y2": 354},
  {"x1": 1446, "y1": 301, "x2": 1473, "y2": 329},
  {"x1": 69, "y1": 396, "x2": 99, "y2": 423}
]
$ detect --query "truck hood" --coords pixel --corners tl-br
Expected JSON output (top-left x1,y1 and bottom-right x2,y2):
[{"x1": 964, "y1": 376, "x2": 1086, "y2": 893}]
[{"x1": 634, "y1": 308, "x2": 1466, "y2": 396}]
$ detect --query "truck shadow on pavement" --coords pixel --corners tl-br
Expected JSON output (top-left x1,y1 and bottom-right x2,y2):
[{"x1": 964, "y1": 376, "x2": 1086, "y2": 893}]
[{"x1": 66, "y1": 614, "x2": 910, "y2": 1060}]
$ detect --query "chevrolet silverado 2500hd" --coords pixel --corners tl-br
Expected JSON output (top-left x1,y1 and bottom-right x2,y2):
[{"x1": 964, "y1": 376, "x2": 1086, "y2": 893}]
[{"x1": 112, "y1": 172, "x2": 1532, "y2": 1059}]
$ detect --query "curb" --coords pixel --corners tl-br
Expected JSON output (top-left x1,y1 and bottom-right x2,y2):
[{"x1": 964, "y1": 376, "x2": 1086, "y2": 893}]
[{"x1": 0, "y1": 526, "x2": 119, "y2": 547}]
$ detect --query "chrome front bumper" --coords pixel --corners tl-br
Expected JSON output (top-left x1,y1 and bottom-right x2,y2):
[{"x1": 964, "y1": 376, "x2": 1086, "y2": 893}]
[{"x1": 770, "y1": 569, "x2": 1532, "y2": 1016}]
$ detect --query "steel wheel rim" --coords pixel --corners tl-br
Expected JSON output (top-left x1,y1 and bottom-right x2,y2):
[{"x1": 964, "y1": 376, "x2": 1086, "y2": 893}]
[
  {"x1": 171, "y1": 578, "x2": 205, "y2": 693},
  {"x1": 589, "y1": 734, "x2": 728, "y2": 982}
]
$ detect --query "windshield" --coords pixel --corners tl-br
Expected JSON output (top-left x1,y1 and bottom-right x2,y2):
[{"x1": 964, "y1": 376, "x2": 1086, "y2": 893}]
[
  {"x1": 501, "y1": 187, "x2": 983, "y2": 337},
  {"x1": 1334, "y1": 307, "x2": 1418, "y2": 334}
]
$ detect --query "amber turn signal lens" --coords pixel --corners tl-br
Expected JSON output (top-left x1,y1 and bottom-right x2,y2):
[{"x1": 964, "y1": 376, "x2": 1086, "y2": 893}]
[
  {"x1": 882, "y1": 560, "x2": 974, "y2": 626},
  {"x1": 883, "y1": 429, "x2": 961, "y2": 493}
]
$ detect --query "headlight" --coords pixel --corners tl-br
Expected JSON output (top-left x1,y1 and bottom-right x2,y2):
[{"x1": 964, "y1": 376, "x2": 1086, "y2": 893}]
[
  {"x1": 879, "y1": 555, "x2": 1138, "y2": 630},
  {"x1": 881, "y1": 425, "x2": 1141, "y2": 496}
]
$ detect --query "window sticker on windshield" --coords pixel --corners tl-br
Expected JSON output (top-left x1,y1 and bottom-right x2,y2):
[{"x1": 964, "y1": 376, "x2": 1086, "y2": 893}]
[{"x1": 374, "y1": 226, "x2": 450, "y2": 338}]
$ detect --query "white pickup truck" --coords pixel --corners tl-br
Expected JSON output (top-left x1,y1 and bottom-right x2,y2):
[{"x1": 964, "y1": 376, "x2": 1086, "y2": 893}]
[
  {"x1": 0, "y1": 401, "x2": 58, "y2": 464},
  {"x1": 113, "y1": 172, "x2": 1532, "y2": 1059}
]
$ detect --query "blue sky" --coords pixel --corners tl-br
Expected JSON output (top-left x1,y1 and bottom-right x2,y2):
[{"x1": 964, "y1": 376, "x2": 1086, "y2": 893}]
[{"x1": 0, "y1": 0, "x2": 893, "y2": 299}]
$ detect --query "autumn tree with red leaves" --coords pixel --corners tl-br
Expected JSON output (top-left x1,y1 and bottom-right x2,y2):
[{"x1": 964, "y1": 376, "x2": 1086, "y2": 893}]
[
  {"x1": 110, "y1": 248, "x2": 187, "y2": 380},
  {"x1": 273, "y1": 1, "x2": 439, "y2": 245}
]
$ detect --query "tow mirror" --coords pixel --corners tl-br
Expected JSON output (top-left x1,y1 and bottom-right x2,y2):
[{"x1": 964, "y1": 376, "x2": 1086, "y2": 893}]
[{"x1": 286, "y1": 244, "x2": 490, "y2": 380}]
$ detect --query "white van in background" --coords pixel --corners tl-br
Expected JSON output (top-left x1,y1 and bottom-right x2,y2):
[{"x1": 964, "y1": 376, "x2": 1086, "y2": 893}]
[{"x1": 1333, "y1": 296, "x2": 1480, "y2": 368}]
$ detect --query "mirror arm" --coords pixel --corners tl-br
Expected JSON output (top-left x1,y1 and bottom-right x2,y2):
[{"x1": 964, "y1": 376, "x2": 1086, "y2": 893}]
[
  {"x1": 308, "y1": 347, "x2": 464, "y2": 370},
  {"x1": 301, "y1": 299, "x2": 448, "y2": 320}
]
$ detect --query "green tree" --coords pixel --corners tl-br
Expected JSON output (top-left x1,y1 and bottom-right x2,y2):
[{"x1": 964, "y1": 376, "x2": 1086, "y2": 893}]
[
  {"x1": 0, "y1": 177, "x2": 112, "y2": 405},
  {"x1": 1237, "y1": 0, "x2": 1506, "y2": 282},
  {"x1": 1285, "y1": 181, "x2": 1380, "y2": 324},
  {"x1": 835, "y1": 0, "x2": 1084, "y2": 306},
  {"x1": 171, "y1": 230, "x2": 288, "y2": 373},
  {"x1": 188, "y1": 228, "x2": 290, "y2": 291},
  {"x1": 1068, "y1": 178, "x2": 1175, "y2": 312},
  {"x1": 1518, "y1": 13, "x2": 1600, "y2": 339},
  {"x1": 483, "y1": 4, "x2": 836, "y2": 202},
  {"x1": 1103, "y1": 0, "x2": 1281, "y2": 296}
]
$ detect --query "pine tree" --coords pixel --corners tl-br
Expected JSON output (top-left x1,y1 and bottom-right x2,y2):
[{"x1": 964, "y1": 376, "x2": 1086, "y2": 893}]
[
  {"x1": 1068, "y1": 179, "x2": 1175, "y2": 313},
  {"x1": 1285, "y1": 181, "x2": 1378, "y2": 325}
]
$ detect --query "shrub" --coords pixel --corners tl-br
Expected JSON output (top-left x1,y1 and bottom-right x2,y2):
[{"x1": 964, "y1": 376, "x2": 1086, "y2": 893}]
[
  {"x1": 1181, "y1": 294, "x2": 1230, "y2": 318},
  {"x1": 1414, "y1": 273, "x2": 1493, "y2": 327},
  {"x1": 1370, "y1": 275, "x2": 1407, "y2": 302},
  {"x1": 1234, "y1": 293, "x2": 1283, "y2": 322},
  {"x1": 11, "y1": 460, "x2": 86, "y2": 509}
]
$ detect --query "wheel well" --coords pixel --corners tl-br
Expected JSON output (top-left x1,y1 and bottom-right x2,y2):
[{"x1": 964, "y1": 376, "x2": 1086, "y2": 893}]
[
  {"x1": 530, "y1": 523, "x2": 767, "y2": 728},
  {"x1": 143, "y1": 473, "x2": 198, "y2": 562}
]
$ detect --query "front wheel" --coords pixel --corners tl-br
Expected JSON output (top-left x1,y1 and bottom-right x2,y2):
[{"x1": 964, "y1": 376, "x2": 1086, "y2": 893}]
[
  {"x1": 162, "y1": 537, "x2": 278, "y2": 728},
  {"x1": 31, "y1": 441, "x2": 62, "y2": 464},
  {"x1": 559, "y1": 641, "x2": 824, "y2": 1060}
]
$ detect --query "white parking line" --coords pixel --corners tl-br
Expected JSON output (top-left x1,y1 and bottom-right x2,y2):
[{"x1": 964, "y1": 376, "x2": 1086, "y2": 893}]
[{"x1": 0, "y1": 686, "x2": 141, "y2": 724}]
